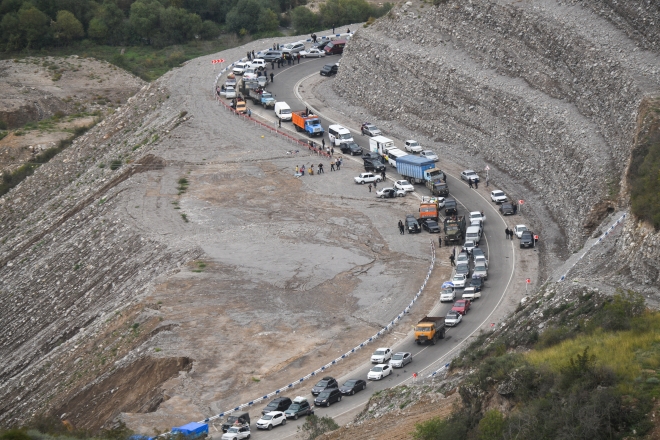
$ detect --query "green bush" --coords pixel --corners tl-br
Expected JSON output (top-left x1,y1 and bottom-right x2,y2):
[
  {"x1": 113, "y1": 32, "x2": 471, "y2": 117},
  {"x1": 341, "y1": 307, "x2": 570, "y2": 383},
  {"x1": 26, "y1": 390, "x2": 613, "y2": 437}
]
[{"x1": 297, "y1": 415, "x2": 339, "y2": 440}]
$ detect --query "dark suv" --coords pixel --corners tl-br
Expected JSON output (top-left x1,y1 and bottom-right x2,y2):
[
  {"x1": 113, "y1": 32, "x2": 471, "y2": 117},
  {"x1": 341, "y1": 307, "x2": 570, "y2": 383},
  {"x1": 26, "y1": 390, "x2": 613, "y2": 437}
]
[
  {"x1": 311, "y1": 377, "x2": 338, "y2": 395},
  {"x1": 520, "y1": 231, "x2": 535, "y2": 248},
  {"x1": 320, "y1": 63, "x2": 339, "y2": 76},
  {"x1": 405, "y1": 215, "x2": 421, "y2": 233},
  {"x1": 222, "y1": 412, "x2": 251, "y2": 432},
  {"x1": 314, "y1": 388, "x2": 342, "y2": 407},
  {"x1": 444, "y1": 198, "x2": 458, "y2": 215},
  {"x1": 500, "y1": 202, "x2": 518, "y2": 215},
  {"x1": 364, "y1": 158, "x2": 386, "y2": 172},
  {"x1": 262, "y1": 397, "x2": 292, "y2": 415},
  {"x1": 339, "y1": 141, "x2": 362, "y2": 155},
  {"x1": 284, "y1": 398, "x2": 314, "y2": 420}
]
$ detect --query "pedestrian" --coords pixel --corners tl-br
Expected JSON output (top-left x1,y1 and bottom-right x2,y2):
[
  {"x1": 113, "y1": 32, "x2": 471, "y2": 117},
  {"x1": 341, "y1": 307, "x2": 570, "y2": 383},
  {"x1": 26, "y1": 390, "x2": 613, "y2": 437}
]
[
  {"x1": 468, "y1": 179, "x2": 474, "y2": 188},
  {"x1": 278, "y1": 119, "x2": 282, "y2": 128},
  {"x1": 336, "y1": 157, "x2": 341, "y2": 170},
  {"x1": 297, "y1": 53, "x2": 301, "y2": 64},
  {"x1": 247, "y1": 108, "x2": 252, "y2": 117},
  {"x1": 301, "y1": 166, "x2": 305, "y2": 176},
  {"x1": 381, "y1": 170, "x2": 386, "y2": 180},
  {"x1": 511, "y1": 229, "x2": 514, "y2": 240},
  {"x1": 449, "y1": 254, "x2": 455, "y2": 266},
  {"x1": 330, "y1": 147, "x2": 334, "y2": 156},
  {"x1": 318, "y1": 163, "x2": 324, "y2": 173},
  {"x1": 505, "y1": 228, "x2": 510, "y2": 239},
  {"x1": 252, "y1": 50, "x2": 255, "y2": 58},
  {"x1": 271, "y1": 61, "x2": 274, "y2": 70},
  {"x1": 247, "y1": 51, "x2": 251, "y2": 61},
  {"x1": 368, "y1": 184, "x2": 372, "y2": 192},
  {"x1": 277, "y1": 43, "x2": 280, "y2": 50},
  {"x1": 308, "y1": 165, "x2": 313, "y2": 175},
  {"x1": 330, "y1": 160, "x2": 335, "y2": 171},
  {"x1": 332, "y1": 25, "x2": 335, "y2": 33},
  {"x1": 322, "y1": 138, "x2": 325, "y2": 149},
  {"x1": 486, "y1": 177, "x2": 489, "y2": 187},
  {"x1": 270, "y1": 73, "x2": 274, "y2": 83},
  {"x1": 372, "y1": 179, "x2": 376, "y2": 188},
  {"x1": 295, "y1": 165, "x2": 299, "y2": 174},
  {"x1": 475, "y1": 180, "x2": 479, "y2": 189},
  {"x1": 347, "y1": 28, "x2": 350, "y2": 33},
  {"x1": 277, "y1": 58, "x2": 280, "y2": 68},
  {"x1": 438, "y1": 236, "x2": 442, "y2": 247}
]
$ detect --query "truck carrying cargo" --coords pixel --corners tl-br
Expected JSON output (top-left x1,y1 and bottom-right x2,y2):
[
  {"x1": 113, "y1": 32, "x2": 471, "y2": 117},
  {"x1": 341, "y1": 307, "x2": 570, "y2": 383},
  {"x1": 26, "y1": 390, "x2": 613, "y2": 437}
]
[
  {"x1": 369, "y1": 136, "x2": 395, "y2": 156},
  {"x1": 425, "y1": 172, "x2": 449, "y2": 196},
  {"x1": 172, "y1": 422, "x2": 209, "y2": 438},
  {"x1": 292, "y1": 110, "x2": 324, "y2": 137},
  {"x1": 245, "y1": 87, "x2": 275, "y2": 109},
  {"x1": 396, "y1": 155, "x2": 445, "y2": 184},
  {"x1": 444, "y1": 215, "x2": 466, "y2": 245},
  {"x1": 384, "y1": 148, "x2": 407, "y2": 167},
  {"x1": 419, "y1": 197, "x2": 443, "y2": 222},
  {"x1": 414, "y1": 316, "x2": 445, "y2": 345}
]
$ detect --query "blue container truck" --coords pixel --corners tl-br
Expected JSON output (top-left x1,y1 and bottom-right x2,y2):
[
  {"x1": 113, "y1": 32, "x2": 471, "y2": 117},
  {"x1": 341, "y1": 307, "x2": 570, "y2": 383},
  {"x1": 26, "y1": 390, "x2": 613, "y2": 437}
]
[
  {"x1": 172, "y1": 422, "x2": 209, "y2": 438},
  {"x1": 395, "y1": 155, "x2": 445, "y2": 184}
]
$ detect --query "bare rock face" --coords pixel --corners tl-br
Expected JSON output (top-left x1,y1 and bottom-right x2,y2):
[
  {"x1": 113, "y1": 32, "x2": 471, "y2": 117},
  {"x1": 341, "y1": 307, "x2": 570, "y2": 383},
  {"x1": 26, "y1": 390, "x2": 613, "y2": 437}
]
[{"x1": 333, "y1": 0, "x2": 660, "y2": 254}]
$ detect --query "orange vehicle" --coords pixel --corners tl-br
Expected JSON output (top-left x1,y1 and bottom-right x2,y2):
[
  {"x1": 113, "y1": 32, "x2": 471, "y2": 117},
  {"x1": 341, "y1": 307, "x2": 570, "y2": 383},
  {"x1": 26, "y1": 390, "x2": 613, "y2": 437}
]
[
  {"x1": 419, "y1": 197, "x2": 441, "y2": 222},
  {"x1": 291, "y1": 110, "x2": 324, "y2": 137}
]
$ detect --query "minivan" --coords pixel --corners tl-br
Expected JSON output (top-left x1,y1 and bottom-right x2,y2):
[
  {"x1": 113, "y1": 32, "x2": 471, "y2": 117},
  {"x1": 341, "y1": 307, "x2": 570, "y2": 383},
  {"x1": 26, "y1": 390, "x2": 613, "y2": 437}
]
[
  {"x1": 274, "y1": 102, "x2": 292, "y2": 121},
  {"x1": 328, "y1": 124, "x2": 353, "y2": 146},
  {"x1": 324, "y1": 39, "x2": 346, "y2": 55},
  {"x1": 465, "y1": 226, "x2": 482, "y2": 243}
]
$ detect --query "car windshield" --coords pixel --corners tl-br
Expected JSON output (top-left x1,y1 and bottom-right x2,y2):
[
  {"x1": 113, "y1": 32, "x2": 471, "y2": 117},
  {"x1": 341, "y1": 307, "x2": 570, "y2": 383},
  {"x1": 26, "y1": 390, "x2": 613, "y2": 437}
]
[
  {"x1": 392, "y1": 354, "x2": 403, "y2": 360},
  {"x1": 409, "y1": 142, "x2": 419, "y2": 147},
  {"x1": 400, "y1": 181, "x2": 411, "y2": 185},
  {"x1": 266, "y1": 402, "x2": 278, "y2": 408},
  {"x1": 475, "y1": 265, "x2": 486, "y2": 271},
  {"x1": 455, "y1": 301, "x2": 465, "y2": 306},
  {"x1": 447, "y1": 312, "x2": 458, "y2": 318},
  {"x1": 228, "y1": 428, "x2": 239, "y2": 433},
  {"x1": 371, "y1": 367, "x2": 383, "y2": 372},
  {"x1": 375, "y1": 350, "x2": 386, "y2": 355},
  {"x1": 315, "y1": 379, "x2": 329, "y2": 387},
  {"x1": 517, "y1": 226, "x2": 527, "y2": 232},
  {"x1": 339, "y1": 133, "x2": 352, "y2": 139},
  {"x1": 261, "y1": 415, "x2": 273, "y2": 420},
  {"x1": 288, "y1": 404, "x2": 300, "y2": 410},
  {"x1": 281, "y1": 109, "x2": 291, "y2": 114},
  {"x1": 343, "y1": 380, "x2": 357, "y2": 386},
  {"x1": 318, "y1": 391, "x2": 331, "y2": 398},
  {"x1": 493, "y1": 191, "x2": 504, "y2": 196},
  {"x1": 453, "y1": 275, "x2": 464, "y2": 280},
  {"x1": 423, "y1": 150, "x2": 434, "y2": 155},
  {"x1": 427, "y1": 221, "x2": 438, "y2": 227}
]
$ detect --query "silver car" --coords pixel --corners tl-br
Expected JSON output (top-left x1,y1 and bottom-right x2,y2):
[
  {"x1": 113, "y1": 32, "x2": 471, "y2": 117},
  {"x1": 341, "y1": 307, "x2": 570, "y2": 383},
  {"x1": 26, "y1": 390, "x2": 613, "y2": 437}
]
[
  {"x1": 473, "y1": 263, "x2": 488, "y2": 279},
  {"x1": 421, "y1": 150, "x2": 439, "y2": 161},
  {"x1": 389, "y1": 352, "x2": 412, "y2": 368}
]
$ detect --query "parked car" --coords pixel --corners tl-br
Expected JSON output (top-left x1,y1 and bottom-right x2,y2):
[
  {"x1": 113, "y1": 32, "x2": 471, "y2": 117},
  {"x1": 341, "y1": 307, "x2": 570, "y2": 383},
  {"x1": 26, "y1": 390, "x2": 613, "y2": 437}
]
[
  {"x1": 339, "y1": 379, "x2": 367, "y2": 395},
  {"x1": 404, "y1": 140, "x2": 423, "y2": 153},
  {"x1": 462, "y1": 286, "x2": 481, "y2": 300},
  {"x1": 490, "y1": 190, "x2": 508, "y2": 204},
  {"x1": 284, "y1": 396, "x2": 314, "y2": 419},
  {"x1": 320, "y1": 63, "x2": 339, "y2": 76},
  {"x1": 262, "y1": 50, "x2": 282, "y2": 61},
  {"x1": 311, "y1": 377, "x2": 338, "y2": 395},
  {"x1": 520, "y1": 231, "x2": 536, "y2": 248},
  {"x1": 405, "y1": 214, "x2": 421, "y2": 233},
  {"x1": 456, "y1": 251, "x2": 470, "y2": 266},
  {"x1": 389, "y1": 352, "x2": 412, "y2": 368},
  {"x1": 339, "y1": 141, "x2": 362, "y2": 155},
  {"x1": 469, "y1": 211, "x2": 486, "y2": 224},
  {"x1": 221, "y1": 425, "x2": 251, "y2": 440},
  {"x1": 420, "y1": 150, "x2": 439, "y2": 161},
  {"x1": 421, "y1": 219, "x2": 441, "y2": 233},
  {"x1": 462, "y1": 240, "x2": 477, "y2": 253},
  {"x1": 225, "y1": 86, "x2": 237, "y2": 99},
  {"x1": 313, "y1": 41, "x2": 330, "y2": 50},
  {"x1": 394, "y1": 180, "x2": 415, "y2": 192},
  {"x1": 232, "y1": 62, "x2": 249, "y2": 75},
  {"x1": 474, "y1": 255, "x2": 488, "y2": 269},
  {"x1": 445, "y1": 310, "x2": 462, "y2": 327},
  {"x1": 455, "y1": 263, "x2": 470, "y2": 277},
  {"x1": 243, "y1": 68, "x2": 258, "y2": 80},
  {"x1": 377, "y1": 187, "x2": 406, "y2": 198},
  {"x1": 300, "y1": 48, "x2": 325, "y2": 58},
  {"x1": 473, "y1": 263, "x2": 488, "y2": 279},
  {"x1": 469, "y1": 275, "x2": 484, "y2": 291},
  {"x1": 222, "y1": 412, "x2": 251, "y2": 432},
  {"x1": 440, "y1": 282, "x2": 456, "y2": 302},
  {"x1": 256, "y1": 412, "x2": 286, "y2": 430},
  {"x1": 361, "y1": 123, "x2": 382, "y2": 137},
  {"x1": 451, "y1": 273, "x2": 467, "y2": 288},
  {"x1": 314, "y1": 389, "x2": 342, "y2": 407},
  {"x1": 281, "y1": 42, "x2": 305, "y2": 54},
  {"x1": 262, "y1": 397, "x2": 292, "y2": 415},
  {"x1": 514, "y1": 225, "x2": 528, "y2": 238},
  {"x1": 472, "y1": 248, "x2": 487, "y2": 264},
  {"x1": 461, "y1": 170, "x2": 480, "y2": 183},
  {"x1": 499, "y1": 202, "x2": 518, "y2": 215},
  {"x1": 368, "y1": 364, "x2": 392, "y2": 380},
  {"x1": 452, "y1": 299, "x2": 471, "y2": 315},
  {"x1": 354, "y1": 173, "x2": 382, "y2": 184},
  {"x1": 371, "y1": 347, "x2": 392, "y2": 363},
  {"x1": 363, "y1": 157, "x2": 386, "y2": 172}
]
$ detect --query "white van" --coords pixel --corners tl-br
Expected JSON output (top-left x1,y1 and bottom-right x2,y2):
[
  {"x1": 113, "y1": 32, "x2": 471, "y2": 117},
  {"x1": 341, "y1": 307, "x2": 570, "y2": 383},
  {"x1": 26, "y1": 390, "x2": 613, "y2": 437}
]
[
  {"x1": 250, "y1": 58, "x2": 266, "y2": 69},
  {"x1": 465, "y1": 225, "x2": 482, "y2": 243},
  {"x1": 385, "y1": 148, "x2": 407, "y2": 167},
  {"x1": 274, "y1": 102, "x2": 292, "y2": 121},
  {"x1": 328, "y1": 124, "x2": 353, "y2": 146}
]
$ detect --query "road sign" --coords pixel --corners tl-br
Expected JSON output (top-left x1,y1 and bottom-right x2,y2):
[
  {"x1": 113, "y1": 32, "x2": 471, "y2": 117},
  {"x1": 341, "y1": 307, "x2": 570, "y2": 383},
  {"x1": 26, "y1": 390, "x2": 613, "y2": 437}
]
[
  {"x1": 211, "y1": 59, "x2": 226, "y2": 64},
  {"x1": 485, "y1": 165, "x2": 490, "y2": 171},
  {"x1": 412, "y1": 372, "x2": 417, "y2": 378},
  {"x1": 519, "y1": 199, "x2": 524, "y2": 205},
  {"x1": 526, "y1": 278, "x2": 531, "y2": 284},
  {"x1": 534, "y1": 235, "x2": 539, "y2": 241}
]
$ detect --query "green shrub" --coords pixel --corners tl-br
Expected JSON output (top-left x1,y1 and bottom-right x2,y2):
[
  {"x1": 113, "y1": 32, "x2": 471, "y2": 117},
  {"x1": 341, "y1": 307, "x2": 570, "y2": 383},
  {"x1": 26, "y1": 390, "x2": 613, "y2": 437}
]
[{"x1": 110, "y1": 160, "x2": 122, "y2": 170}]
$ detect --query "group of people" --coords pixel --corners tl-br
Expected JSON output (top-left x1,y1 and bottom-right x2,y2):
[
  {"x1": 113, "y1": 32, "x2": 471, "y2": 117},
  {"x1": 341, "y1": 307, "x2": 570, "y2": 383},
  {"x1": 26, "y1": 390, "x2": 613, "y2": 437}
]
[
  {"x1": 504, "y1": 227, "x2": 516, "y2": 240},
  {"x1": 294, "y1": 157, "x2": 343, "y2": 176},
  {"x1": 468, "y1": 178, "x2": 479, "y2": 189}
]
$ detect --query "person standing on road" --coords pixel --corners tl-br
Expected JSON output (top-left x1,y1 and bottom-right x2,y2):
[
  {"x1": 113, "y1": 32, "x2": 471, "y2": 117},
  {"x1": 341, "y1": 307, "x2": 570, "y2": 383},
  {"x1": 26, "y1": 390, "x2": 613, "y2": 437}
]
[
  {"x1": 252, "y1": 50, "x2": 255, "y2": 58},
  {"x1": 449, "y1": 254, "x2": 455, "y2": 266},
  {"x1": 336, "y1": 157, "x2": 342, "y2": 170},
  {"x1": 330, "y1": 147, "x2": 334, "y2": 156},
  {"x1": 368, "y1": 184, "x2": 372, "y2": 193},
  {"x1": 505, "y1": 227, "x2": 510, "y2": 239},
  {"x1": 438, "y1": 236, "x2": 442, "y2": 247},
  {"x1": 398, "y1": 220, "x2": 404, "y2": 234},
  {"x1": 372, "y1": 179, "x2": 376, "y2": 189},
  {"x1": 486, "y1": 177, "x2": 489, "y2": 187},
  {"x1": 297, "y1": 53, "x2": 301, "y2": 64},
  {"x1": 322, "y1": 138, "x2": 325, "y2": 149},
  {"x1": 300, "y1": 165, "x2": 305, "y2": 176},
  {"x1": 468, "y1": 179, "x2": 474, "y2": 189},
  {"x1": 278, "y1": 119, "x2": 282, "y2": 128},
  {"x1": 511, "y1": 229, "x2": 515, "y2": 240},
  {"x1": 318, "y1": 163, "x2": 324, "y2": 173},
  {"x1": 330, "y1": 159, "x2": 335, "y2": 171},
  {"x1": 475, "y1": 180, "x2": 479, "y2": 189},
  {"x1": 270, "y1": 73, "x2": 274, "y2": 83},
  {"x1": 381, "y1": 169, "x2": 386, "y2": 180}
]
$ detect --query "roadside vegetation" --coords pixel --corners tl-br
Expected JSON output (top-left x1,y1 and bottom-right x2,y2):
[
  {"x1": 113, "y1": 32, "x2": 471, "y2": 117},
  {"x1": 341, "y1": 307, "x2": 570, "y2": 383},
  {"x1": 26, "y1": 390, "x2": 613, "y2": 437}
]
[
  {"x1": 291, "y1": 0, "x2": 392, "y2": 34},
  {"x1": 414, "y1": 290, "x2": 660, "y2": 439},
  {"x1": 0, "y1": 419, "x2": 132, "y2": 440},
  {"x1": 628, "y1": 99, "x2": 660, "y2": 229}
]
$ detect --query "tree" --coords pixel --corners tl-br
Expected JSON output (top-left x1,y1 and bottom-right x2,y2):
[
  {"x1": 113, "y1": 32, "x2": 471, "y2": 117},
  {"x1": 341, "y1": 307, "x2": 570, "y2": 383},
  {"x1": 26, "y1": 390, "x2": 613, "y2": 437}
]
[
  {"x1": 199, "y1": 20, "x2": 220, "y2": 39},
  {"x1": 87, "y1": 17, "x2": 109, "y2": 40},
  {"x1": 129, "y1": 0, "x2": 163, "y2": 43},
  {"x1": 53, "y1": 10, "x2": 84, "y2": 43},
  {"x1": 477, "y1": 409, "x2": 504, "y2": 440},
  {"x1": 18, "y1": 6, "x2": 50, "y2": 48},
  {"x1": 225, "y1": 0, "x2": 262, "y2": 34},
  {"x1": 159, "y1": 7, "x2": 202, "y2": 44},
  {"x1": 1, "y1": 12, "x2": 20, "y2": 47},
  {"x1": 297, "y1": 415, "x2": 339, "y2": 440},
  {"x1": 291, "y1": 5, "x2": 319, "y2": 33},
  {"x1": 257, "y1": 8, "x2": 279, "y2": 33}
]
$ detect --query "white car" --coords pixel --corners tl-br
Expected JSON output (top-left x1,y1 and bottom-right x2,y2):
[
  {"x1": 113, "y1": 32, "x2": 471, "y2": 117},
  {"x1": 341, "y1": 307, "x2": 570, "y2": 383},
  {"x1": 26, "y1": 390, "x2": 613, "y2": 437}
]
[
  {"x1": 389, "y1": 352, "x2": 412, "y2": 368},
  {"x1": 300, "y1": 48, "x2": 326, "y2": 58},
  {"x1": 225, "y1": 86, "x2": 236, "y2": 99},
  {"x1": 420, "y1": 150, "x2": 439, "y2": 161},
  {"x1": 490, "y1": 190, "x2": 508, "y2": 204},
  {"x1": 394, "y1": 180, "x2": 415, "y2": 192},
  {"x1": 281, "y1": 42, "x2": 305, "y2": 54},
  {"x1": 469, "y1": 211, "x2": 486, "y2": 224},
  {"x1": 354, "y1": 173, "x2": 382, "y2": 184},
  {"x1": 445, "y1": 310, "x2": 462, "y2": 327},
  {"x1": 514, "y1": 224, "x2": 528, "y2": 238},
  {"x1": 232, "y1": 62, "x2": 249, "y2": 75},
  {"x1": 221, "y1": 425, "x2": 251, "y2": 440},
  {"x1": 376, "y1": 187, "x2": 406, "y2": 198},
  {"x1": 368, "y1": 364, "x2": 392, "y2": 380},
  {"x1": 243, "y1": 68, "x2": 258, "y2": 80},
  {"x1": 371, "y1": 347, "x2": 392, "y2": 363},
  {"x1": 473, "y1": 263, "x2": 488, "y2": 280},
  {"x1": 462, "y1": 287, "x2": 481, "y2": 300},
  {"x1": 456, "y1": 251, "x2": 470, "y2": 266},
  {"x1": 256, "y1": 412, "x2": 286, "y2": 430},
  {"x1": 474, "y1": 255, "x2": 488, "y2": 268},
  {"x1": 440, "y1": 287, "x2": 455, "y2": 302},
  {"x1": 404, "y1": 140, "x2": 423, "y2": 153},
  {"x1": 451, "y1": 273, "x2": 467, "y2": 288},
  {"x1": 249, "y1": 58, "x2": 266, "y2": 69},
  {"x1": 461, "y1": 170, "x2": 480, "y2": 183},
  {"x1": 463, "y1": 240, "x2": 477, "y2": 253}
]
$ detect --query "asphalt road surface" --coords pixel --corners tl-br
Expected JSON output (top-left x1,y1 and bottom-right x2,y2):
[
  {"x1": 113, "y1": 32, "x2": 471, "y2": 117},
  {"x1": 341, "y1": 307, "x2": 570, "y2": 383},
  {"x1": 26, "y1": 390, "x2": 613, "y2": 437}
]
[{"x1": 226, "y1": 55, "x2": 516, "y2": 439}]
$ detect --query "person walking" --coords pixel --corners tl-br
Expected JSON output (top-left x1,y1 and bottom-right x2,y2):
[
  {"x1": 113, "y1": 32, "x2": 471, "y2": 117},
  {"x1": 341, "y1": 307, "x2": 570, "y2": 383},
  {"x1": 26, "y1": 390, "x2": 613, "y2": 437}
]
[
  {"x1": 468, "y1": 179, "x2": 474, "y2": 189},
  {"x1": 297, "y1": 53, "x2": 301, "y2": 64},
  {"x1": 270, "y1": 72, "x2": 274, "y2": 83},
  {"x1": 330, "y1": 147, "x2": 334, "y2": 156},
  {"x1": 449, "y1": 254, "x2": 455, "y2": 266},
  {"x1": 300, "y1": 166, "x2": 305, "y2": 176},
  {"x1": 322, "y1": 138, "x2": 325, "y2": 149},
  {"x1": 381, "y1": 169, "x2": 386, "y2": 180},
  {"x1": 505, "y1": 228, "x2": 510, "y2": 239},
  {"x1": 398, "y1": 220, "x2": 404, "y2": 234},
  {"x1": 278, "y1": 119, "x2": 282, "y2": 128},
  {"x1": 368, "y1": 184, "x2": 372, "y2": 193},
  {"x1": 438, "y1": 236, "x2": 442, "y2": 247},
  {"x1": 330, "y1": 159, "x2": 335, "y2": 171},
  {"x1": 252, "y1": 50, "x2": 255, "y2": 58},
  {"x1": 372, "y1": 179, "x2": 376, "y2": 189},
  {"x1": 336, "y1": 157, "x2": 341, "y2": 170},
  {"x1": 318, "y1": 163, "x2": 324, "y2": 173},
  {"x1": 475, "y1": 180, "x2": 479, "y2": 189},
  {"x1": 271, "y1": 61, "x2": 274, "y2": 70},
  {"x1": 510, "y1": 229, "x2": 514, "y2": 240},
  {"x1": 247, "y1": 108, "x2": 252, "y2": 117}
]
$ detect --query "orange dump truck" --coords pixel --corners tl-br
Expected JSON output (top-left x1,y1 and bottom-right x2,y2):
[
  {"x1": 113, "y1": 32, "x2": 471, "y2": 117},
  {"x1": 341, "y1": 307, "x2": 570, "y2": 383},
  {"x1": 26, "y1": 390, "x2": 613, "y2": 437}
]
[{"x1": 292, "y1": 111, "x2": 324, "y2": 137}]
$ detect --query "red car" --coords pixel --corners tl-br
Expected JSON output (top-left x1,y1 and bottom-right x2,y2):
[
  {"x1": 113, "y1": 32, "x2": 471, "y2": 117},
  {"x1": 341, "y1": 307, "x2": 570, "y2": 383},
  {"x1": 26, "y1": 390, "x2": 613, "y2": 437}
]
[{"x1": 452, "y1": 299, "x2": 471, "y2": 315}]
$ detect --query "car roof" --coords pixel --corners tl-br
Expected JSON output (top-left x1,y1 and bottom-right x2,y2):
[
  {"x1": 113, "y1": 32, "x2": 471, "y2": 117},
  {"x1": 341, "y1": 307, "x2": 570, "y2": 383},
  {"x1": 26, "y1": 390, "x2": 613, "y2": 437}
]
[
  {"x1": 375, "y1": 347, "x2": 389, "y2": 350},
  {"x1": 394, "y1": 351, "x2": 410, "y2": 355},
  {"x1": 464, "y1": 170, "x2": 475, "y2": 173},
  {"x1": 263, "y1": 411, "x2": 283, "y2": 416}
]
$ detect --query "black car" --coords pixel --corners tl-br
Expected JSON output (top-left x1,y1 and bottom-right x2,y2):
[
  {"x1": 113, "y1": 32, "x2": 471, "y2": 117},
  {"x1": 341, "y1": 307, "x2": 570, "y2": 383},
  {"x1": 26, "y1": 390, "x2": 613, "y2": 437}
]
[
  {"x1": 221, "y1": 412, "x2": 251, "y2": 432},
  {"x1": 405, "y1": 215, "x2": 421, "y2": 233},
  {"x1": 320, "y1": 63, "x2": 339, "y2": 76},
  {"x1": 339, "y1": 141, "x2": 363, "y2": 156},
  {"x1": 421, "y1": 219, "x2": 441, "y2": 233},
  {"x1": 262, "y1": 397, "x2": 292, "y2": 415},
  {"x1": 339, "y1": 379, "x2": 367, "y2": 395},
  {"x1": 445, "y1": 198, "x2": 458, "y2": 215},
  {"x1": 311, "y1": 377, "x2": 338, "y2": 395},
  {"x1": 471, "y1": 247, "x2": 486, "y2": 261},
  {"x1": 469, "y1": 275, "x2": 483, "y2": 291},
  {"x1": 499, "y1": 202, "x2": 518, "y2": 215},
  {"x1": 520, "y1": 231, "x2": 535, "y2": 248},
  {"x1": 262, "y1": 50, "x2": 282, "y2": 61},
  {"x1": 314, "y1": 388, "x2": 342, "y2": 407},
  {"x1": 364, "y1": 158, "x2": 386, "y2": 172}
]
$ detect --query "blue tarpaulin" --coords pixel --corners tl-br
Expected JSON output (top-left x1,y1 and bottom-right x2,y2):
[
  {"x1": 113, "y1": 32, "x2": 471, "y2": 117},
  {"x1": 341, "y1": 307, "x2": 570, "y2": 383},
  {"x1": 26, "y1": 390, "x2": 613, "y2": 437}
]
[{"x1": 172, "y1": 422, "x2": 208, "y2": 437}]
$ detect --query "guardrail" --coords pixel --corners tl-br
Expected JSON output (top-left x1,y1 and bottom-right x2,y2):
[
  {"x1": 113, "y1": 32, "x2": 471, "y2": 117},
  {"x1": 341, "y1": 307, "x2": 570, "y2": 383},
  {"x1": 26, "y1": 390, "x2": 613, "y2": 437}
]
[{"x1": 186, "y1": 240, "x2": 436, "y2": 425}]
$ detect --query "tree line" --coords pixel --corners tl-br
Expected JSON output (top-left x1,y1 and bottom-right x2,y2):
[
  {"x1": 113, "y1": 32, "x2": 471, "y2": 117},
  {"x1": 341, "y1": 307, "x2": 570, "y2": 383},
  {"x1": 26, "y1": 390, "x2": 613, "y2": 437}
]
[{"x1": 0, "y1": 0, "x2": 391, "y2": 52}]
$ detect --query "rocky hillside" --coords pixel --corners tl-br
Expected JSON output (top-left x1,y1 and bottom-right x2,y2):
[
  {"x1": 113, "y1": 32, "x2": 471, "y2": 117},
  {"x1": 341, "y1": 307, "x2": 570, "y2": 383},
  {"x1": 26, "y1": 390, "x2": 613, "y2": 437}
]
[{"x1": 334, "y1": 0, "x2": 660, "y2": 265}]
